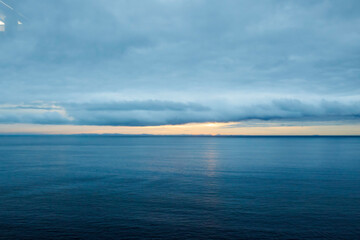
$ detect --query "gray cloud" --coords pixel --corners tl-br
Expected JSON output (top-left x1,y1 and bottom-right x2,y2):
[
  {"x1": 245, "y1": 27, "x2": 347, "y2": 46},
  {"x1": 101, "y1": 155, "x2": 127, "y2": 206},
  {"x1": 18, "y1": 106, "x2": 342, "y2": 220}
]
[
  {"x1": 0, "y1": 99, "x2": 359, "y2": 126},
  {"x1": 65, "y1": 101, "x2": 210, "y2": 112},
  {"x1": 1, "y1": 0, "x2": 360, "y2": 128}
]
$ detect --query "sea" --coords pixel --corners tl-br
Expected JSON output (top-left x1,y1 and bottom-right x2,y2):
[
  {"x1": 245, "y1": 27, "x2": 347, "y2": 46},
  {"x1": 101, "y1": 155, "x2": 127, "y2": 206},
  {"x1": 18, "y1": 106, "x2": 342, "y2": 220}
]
[{"x1": 0, "y1": 135, "x2": 359, "y2": 239}]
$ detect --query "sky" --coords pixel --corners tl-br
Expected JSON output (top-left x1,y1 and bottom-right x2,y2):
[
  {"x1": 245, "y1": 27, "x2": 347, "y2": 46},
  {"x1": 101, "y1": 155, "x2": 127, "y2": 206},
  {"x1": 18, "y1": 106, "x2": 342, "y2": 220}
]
[{"x1": 0, "y1": 0, "x2": 360, "y2": 135}]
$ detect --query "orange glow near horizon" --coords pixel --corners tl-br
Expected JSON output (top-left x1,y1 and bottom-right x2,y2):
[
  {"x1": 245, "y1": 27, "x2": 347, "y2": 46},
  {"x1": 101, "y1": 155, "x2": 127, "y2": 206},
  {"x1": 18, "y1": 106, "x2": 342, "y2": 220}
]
[{"x1": 0, "y1": 122, "x2": 360, "y2": 135}]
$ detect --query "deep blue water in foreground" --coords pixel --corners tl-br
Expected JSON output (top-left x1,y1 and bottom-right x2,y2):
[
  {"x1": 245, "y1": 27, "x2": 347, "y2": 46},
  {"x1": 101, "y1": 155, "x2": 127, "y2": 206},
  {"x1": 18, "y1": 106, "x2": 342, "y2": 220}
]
[{"x1": 0, "y1": 136, "x2": 360, "y2": 239}]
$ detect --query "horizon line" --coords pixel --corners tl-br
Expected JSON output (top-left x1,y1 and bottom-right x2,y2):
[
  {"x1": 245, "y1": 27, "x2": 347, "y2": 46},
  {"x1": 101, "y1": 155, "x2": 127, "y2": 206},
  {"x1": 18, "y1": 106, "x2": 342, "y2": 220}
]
[{"x1": 1, "y1": 133, "x2": 360, "y2": 137}]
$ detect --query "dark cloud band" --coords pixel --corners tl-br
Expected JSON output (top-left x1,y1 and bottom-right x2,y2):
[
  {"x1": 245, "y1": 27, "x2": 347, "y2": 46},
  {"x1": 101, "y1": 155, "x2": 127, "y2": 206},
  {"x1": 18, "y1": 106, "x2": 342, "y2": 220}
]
[{"x1": 1, "y1": 99, "x2": 359, "y2": 126}]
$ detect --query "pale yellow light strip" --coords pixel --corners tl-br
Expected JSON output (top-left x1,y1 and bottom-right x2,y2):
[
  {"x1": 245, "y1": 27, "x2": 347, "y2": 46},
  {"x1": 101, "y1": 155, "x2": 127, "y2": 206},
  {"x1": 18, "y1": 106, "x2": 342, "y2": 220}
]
[{"x1": 0, "y1": 123, "x2": 360, "y2": 135}]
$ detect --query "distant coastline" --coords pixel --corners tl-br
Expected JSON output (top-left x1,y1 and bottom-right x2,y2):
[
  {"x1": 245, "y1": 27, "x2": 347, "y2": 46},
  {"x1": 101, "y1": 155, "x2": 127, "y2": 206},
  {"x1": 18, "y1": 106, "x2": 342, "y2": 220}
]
[{"x1": 1, "y1": 134, "x2": 359, "y2": 137}]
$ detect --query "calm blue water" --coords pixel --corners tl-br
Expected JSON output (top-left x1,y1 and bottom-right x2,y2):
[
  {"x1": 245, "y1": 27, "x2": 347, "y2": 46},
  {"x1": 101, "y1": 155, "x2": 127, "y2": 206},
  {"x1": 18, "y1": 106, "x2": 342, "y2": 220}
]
[{"x1": 0, "y1": 136, "x2": 359, "y2": 239}]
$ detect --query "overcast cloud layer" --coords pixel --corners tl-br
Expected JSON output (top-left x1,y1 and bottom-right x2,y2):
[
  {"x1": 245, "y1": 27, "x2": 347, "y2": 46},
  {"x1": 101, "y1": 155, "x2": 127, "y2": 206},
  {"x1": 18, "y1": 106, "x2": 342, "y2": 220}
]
[{"x1": 1, "y1": 0, "x2": 360, "y2": 127}]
